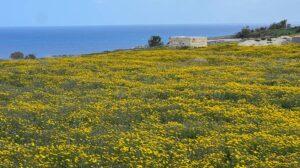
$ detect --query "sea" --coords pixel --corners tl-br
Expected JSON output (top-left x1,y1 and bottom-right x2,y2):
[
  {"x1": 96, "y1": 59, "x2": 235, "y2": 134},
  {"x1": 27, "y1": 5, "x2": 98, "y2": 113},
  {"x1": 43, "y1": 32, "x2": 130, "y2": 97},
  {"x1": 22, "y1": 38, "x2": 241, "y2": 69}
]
[{"x1": 0, "y1": 25, "x2": 244, "y2": 59}]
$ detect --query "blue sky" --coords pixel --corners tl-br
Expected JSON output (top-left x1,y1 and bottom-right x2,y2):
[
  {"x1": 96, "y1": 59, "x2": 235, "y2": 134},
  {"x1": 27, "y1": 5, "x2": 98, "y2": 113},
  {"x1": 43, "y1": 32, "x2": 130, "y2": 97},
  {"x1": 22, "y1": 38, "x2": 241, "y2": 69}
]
[{"x1": 1, "y1": 0, "x2": 299, "y2": 27}]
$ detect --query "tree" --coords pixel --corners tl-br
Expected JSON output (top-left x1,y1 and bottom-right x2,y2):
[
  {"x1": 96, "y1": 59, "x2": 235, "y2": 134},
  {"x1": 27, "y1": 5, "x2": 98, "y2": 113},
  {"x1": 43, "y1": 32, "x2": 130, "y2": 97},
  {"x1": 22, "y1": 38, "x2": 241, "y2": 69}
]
[
  {"x1": 279, "y1": 19, "x2": 288, "y2": 29},
  {"x1": 25, "y1": 54, "x2": 36, "y2": 59},
  {"x1": 148, "y1": 36, "x2": 164, "y2": 48},
  {"x1": 236, "y1": 26, "x2": 252, "y2": 38},
  {"x1": 10, "y1": 51, "x2": 24, "y2": 59},
  {"x1": 270, "y1": 19, "x2": 288, "y2": 29}
]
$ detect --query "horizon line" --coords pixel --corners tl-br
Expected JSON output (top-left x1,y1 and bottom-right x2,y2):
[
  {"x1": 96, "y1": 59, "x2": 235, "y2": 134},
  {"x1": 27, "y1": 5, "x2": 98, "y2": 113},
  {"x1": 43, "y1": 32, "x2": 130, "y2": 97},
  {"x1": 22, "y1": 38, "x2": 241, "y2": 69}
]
[{"x1": 1, "y1": 22, "x2": 300, "y2": 28}]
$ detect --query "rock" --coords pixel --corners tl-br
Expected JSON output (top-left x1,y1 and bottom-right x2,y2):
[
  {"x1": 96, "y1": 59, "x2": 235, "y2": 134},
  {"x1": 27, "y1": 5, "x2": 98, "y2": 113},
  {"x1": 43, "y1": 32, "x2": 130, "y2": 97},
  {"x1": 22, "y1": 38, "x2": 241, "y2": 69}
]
[{"x1": 238, "y1": 36, "x2": 292, "y2": 46}]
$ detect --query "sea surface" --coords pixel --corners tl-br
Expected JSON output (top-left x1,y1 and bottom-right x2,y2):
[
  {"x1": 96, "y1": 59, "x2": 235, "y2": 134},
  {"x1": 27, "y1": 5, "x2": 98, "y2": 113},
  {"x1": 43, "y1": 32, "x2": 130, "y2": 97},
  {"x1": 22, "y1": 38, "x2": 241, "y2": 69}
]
[{"x1": 0, "y1": 25, "x2": 243, "y2": 59}]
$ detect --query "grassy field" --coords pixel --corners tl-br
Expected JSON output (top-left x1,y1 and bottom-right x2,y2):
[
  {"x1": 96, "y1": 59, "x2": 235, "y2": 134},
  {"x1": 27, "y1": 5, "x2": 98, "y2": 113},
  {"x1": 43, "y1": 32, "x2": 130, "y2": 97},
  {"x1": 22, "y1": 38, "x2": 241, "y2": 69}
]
[{"x1": 0, "y1": 44, "x2": 299, "y2": 167}]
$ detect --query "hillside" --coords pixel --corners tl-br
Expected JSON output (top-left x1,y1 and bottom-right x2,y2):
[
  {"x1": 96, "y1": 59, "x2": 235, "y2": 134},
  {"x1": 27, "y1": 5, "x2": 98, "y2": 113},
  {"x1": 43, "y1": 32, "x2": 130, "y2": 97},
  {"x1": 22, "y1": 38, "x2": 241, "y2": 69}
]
[
  {"x1": 235, "y1": 20, "x2": 300, "y2": 39},
  {"x1": 0, "y1": 44, "x2": 299, "y2": 167}
]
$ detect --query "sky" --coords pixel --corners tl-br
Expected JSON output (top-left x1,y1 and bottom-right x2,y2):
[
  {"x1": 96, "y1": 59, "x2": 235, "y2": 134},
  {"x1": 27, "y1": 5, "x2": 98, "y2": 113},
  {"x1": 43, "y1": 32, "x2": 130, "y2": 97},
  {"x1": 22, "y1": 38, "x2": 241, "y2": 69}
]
[{"x1": 1, "y1": 0, "x2": 299, "y2": 27}]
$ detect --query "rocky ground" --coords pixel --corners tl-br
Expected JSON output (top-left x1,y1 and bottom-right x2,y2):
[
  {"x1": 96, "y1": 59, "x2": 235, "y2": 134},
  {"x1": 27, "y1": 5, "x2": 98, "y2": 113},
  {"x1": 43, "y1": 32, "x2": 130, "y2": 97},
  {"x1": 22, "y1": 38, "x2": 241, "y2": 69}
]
[{"x1": 238, "y1": 36, "x2": 293, "y2": 46}]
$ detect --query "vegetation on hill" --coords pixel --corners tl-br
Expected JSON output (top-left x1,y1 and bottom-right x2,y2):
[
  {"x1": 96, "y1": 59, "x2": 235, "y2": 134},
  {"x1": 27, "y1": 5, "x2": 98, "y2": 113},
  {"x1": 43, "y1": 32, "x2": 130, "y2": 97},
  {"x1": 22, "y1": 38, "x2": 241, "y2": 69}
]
[
  {"x1": 10, "y1": 51, "x2": 25, "y2": 59},
  {"x1": 236, "y1": 20, "x2": 300, "y2": 38},
  {"x1": 0, "y1": 44, "x2": 299, "y2": 167},
  {"x1": 10, "y1": 52, "x2": 36, "y2": 60},
  {"x1": 148, "y1": 35, "x2": 164, "y2": 48}
]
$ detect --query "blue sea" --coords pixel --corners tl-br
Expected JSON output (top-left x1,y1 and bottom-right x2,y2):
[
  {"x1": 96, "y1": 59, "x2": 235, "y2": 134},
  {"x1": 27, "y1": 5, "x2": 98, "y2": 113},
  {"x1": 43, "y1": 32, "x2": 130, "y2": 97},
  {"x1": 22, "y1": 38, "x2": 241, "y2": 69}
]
[{"x1": 0, "y1": 25, "x2": 243, "y2": 59}]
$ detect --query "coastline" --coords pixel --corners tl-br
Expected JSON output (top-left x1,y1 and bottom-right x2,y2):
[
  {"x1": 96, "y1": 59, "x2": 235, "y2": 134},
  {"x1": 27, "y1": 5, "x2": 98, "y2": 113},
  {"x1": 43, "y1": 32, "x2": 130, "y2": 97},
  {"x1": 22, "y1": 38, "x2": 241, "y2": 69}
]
[{"x1": 0, "y1": 24, "x2": 243, "y2": 59}]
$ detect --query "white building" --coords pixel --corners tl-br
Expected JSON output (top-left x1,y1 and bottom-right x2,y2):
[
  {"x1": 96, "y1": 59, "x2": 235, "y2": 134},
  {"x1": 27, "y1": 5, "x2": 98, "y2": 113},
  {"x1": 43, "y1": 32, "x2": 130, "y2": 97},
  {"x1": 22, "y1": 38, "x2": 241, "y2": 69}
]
[{"x1": 168, "y1": 36, "x2": 207, "y2": 48}]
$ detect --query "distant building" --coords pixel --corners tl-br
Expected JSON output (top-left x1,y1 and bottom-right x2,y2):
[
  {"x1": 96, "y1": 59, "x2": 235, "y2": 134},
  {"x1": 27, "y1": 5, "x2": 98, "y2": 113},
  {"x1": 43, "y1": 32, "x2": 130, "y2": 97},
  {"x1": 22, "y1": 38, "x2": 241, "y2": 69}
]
[
  {"x1": 292, "y1": 35, "x2": 300, "y2": 43},
  {"x1": 168, "y1": 36, "x2": 207, "y2": 48}
]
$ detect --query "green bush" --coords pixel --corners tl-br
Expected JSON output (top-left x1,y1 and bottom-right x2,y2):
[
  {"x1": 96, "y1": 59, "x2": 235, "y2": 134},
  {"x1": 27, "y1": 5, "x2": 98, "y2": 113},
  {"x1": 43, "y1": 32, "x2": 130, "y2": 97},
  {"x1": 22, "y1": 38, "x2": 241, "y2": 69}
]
[
  {"x1": 235, "y1": 20, "x2": 299, "y2": 38},
  {"x1": 269, "y1": 19, "x2": 288, "y2": 29},
  {"x1": 236, "y1": 26, "x2": 252, "y2": 38},
  {"x1": 148, "y1": 36, "x2": 164, "y2": 48},
  {"x1": 10, "y1": 51, "x2": 24, "y2": 59},
  {"x1": 25, "y1": 54, "x2": 36, "y2": 59}
]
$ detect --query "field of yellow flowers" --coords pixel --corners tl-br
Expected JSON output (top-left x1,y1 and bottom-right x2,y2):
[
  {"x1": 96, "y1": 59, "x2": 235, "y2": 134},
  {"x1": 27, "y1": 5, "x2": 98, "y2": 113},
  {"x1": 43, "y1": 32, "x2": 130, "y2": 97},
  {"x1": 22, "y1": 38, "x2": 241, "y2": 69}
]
[{"x1": 0, "y1": 44, "x2": 299, "y2": 167}]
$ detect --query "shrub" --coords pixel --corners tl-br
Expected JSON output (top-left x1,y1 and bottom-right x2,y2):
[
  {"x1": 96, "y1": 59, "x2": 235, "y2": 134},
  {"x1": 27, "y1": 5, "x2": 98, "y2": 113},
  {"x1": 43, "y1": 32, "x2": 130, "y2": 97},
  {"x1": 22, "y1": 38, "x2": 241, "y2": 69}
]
[
  {"x1": 269, "y1": 19, "x2": 288, "y2": 29},
  {"x1": 179, "y1": 46, "x2": 190, "y2": 50},
  {"x1": 235, "y1": 20, "x2": 299, "y2": 38},
  {"x1": 236, "y1": 26, "x2": 251, "y2": 39},
  {"x1": 148, "y1": 36, "x2": 164, "y2": 48},
  {"x1": 10, "y1": 51, "x2": 24, "y2": 59},
  {"x1": 25, "y1": 54, "x2": 36, "y2": 59}
]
